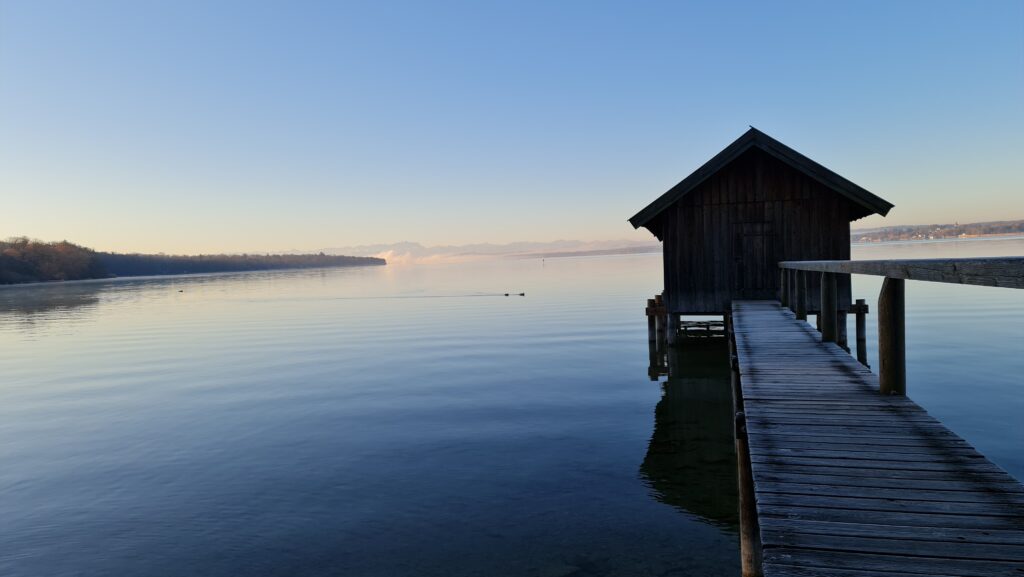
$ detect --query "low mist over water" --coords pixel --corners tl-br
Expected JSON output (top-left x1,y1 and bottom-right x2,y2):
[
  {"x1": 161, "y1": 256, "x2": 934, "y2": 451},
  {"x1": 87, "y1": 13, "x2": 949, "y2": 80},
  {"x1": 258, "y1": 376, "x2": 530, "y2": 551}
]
[{"x1": 1, "y1": 239, "x2": 1022, "y2": 576}]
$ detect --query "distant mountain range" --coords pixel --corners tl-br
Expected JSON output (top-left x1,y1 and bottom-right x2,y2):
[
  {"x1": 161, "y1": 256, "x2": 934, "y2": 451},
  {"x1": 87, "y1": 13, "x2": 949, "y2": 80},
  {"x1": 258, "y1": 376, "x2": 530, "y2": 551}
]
[
  {"x1": 306, "y1": 239, "x2": 662, "y2": 263},
  {"x1": 301, "y1": 219, "x2": 1024, "y2": 263}
]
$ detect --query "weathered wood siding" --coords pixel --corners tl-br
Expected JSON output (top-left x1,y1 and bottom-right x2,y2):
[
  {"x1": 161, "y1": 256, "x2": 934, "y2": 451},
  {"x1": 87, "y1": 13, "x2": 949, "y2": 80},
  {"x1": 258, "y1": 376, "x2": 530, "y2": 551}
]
[{"x1": 661, "y1": 147, "x2": 853, "y2": 314}]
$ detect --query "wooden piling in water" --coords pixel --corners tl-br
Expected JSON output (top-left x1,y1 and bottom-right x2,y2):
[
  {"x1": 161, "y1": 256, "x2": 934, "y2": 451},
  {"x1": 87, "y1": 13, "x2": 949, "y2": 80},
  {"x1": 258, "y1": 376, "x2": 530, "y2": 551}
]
[
  {"x1": 837, "y1": 311, "x2": 849, "y2": 351},
  {"x1": 667, "y1": 313, "x2": 679, "y2": 346},
  {"x1": 878, "y1": 277, "x2": 906, "y2": 395},
  {"x1": 819, "y1": 272, "x2": 838, "y2": 343},
  {"x1": 778, "y1": 268, "x2": 786, "y2": 309},
  {"x1": 647, "y1": 341, "x2": 661, "y2": 381},
  {"x1": 853, "y1": 298, "x2": 869, "y2": 367},
  {"x1": 787, "y1": 270, "x2": 795, "y2": 313},
  {"x1": 646, "y1": 298, "x2": 657, "y2": 342},
  {"x1": 653, "y1": 295, "x2": 665, "y2": 344},
  {"x1": 794, "y1": 270, "x2": 807, "y2": 321}
]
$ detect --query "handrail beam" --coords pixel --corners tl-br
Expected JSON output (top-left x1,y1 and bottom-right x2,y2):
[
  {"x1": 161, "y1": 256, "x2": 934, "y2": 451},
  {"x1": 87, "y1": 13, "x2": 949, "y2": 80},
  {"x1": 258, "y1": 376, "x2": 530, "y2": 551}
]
[{"x1": 778, "y1": 257, "x2": 1024, "y2": 289}]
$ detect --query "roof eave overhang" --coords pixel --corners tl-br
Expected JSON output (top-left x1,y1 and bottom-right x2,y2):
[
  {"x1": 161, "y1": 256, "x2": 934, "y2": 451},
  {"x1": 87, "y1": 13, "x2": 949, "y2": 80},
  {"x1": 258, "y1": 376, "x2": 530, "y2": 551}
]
[
  {"x1": 629, "y1": 129, "x2": 894, "y2": 230},
  {"x1": 629, "y1": 132, "x2": 759, "y2": 229}
]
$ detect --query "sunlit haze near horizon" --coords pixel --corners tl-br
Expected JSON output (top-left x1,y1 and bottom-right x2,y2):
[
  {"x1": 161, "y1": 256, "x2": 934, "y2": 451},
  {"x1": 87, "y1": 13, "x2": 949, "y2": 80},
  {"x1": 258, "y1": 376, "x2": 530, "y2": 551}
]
[{"x1": 2, "y1": 0, "x2": 1022, "y2": 255}]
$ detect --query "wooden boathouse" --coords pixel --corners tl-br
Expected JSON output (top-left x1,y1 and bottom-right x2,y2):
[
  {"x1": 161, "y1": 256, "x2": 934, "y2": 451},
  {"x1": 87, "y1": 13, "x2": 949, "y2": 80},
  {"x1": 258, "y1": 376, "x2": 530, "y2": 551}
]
[
  {"x1": 631, "y1": 130, "x2": 1024, "y2": 575},
  {"x1": 630, "y1": 127, "x2": 893, "y2": 342}
]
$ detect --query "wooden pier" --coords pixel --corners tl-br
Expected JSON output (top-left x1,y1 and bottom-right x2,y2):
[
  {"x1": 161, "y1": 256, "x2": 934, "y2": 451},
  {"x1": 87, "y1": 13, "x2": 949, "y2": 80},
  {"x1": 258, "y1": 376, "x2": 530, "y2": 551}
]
[
  {"x1": 627, "y1": 129, "x2": 1024, "y2": 574},
  {"x1": 723, "y1": 257, "x2": 1024, "y2": 577},
  {"x1": 731, "y1": 300, "x2": 1024, "y2": 576}
]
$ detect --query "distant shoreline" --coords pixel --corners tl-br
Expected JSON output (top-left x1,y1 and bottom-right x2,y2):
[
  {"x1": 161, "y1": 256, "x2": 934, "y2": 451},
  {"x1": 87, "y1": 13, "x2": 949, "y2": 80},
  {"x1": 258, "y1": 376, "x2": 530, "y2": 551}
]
[
  {"x1": 1, "y1": 238, "x2": 386, "y2": 286},
  {"x1": 0, "y1": 262, "x2": 387, "y2": 290},
  {"x1": 850, "y1": 220, "x2": 1024, "y2": 243},
  {"x1": 851, "y1": 233, "x2": 1024, "y2": 247}
]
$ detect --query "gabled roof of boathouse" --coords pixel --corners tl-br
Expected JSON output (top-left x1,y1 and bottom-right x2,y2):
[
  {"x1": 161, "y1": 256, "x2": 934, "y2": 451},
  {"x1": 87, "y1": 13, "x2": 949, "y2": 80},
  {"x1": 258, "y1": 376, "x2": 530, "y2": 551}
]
[{"x1": 628, "y1": 127, "x2": 894, "y2": 231}]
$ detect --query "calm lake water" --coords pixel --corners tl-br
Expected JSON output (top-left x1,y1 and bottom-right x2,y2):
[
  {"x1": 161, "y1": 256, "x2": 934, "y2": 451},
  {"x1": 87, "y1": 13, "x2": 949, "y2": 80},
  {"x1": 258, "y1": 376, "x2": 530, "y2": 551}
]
[{"x1": 1, "y1": 239, "x2": 1022, "y2": 577}]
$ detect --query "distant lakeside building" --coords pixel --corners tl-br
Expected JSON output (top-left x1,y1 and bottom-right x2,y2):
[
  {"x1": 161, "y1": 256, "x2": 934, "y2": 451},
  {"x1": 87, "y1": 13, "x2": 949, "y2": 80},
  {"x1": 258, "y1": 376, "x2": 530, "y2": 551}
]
[{"x1": 852, "y1": 220, "x2": 1024, "y2": 243}]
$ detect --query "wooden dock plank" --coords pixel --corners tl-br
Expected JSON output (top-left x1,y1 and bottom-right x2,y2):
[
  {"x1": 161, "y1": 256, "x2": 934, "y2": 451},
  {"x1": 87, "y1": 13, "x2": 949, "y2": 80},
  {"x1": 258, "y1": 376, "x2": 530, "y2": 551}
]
[
  {"x1": 731, "y1": 300, "x2": 1024, "y2": 576},
  {"x1": 763, "y1": 548, "x2": 1024, "y2": 577},
  {"x1": 757, "y1": 482, "x2": 1024, "y2": 505},
  {"x1": 753, "y1": 472, "x2": 1024, "y2": 493},
  {"x1": 766, "y1": 532, "x2": 1024, "y2": 562},
  {"x1": 759, "y1": 504, "x2": 1024, "y2": 530}
]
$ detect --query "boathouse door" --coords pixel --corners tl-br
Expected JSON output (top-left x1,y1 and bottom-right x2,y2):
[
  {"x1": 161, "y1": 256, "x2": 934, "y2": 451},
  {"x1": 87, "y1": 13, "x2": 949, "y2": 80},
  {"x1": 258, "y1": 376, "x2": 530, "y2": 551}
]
[{"x1": 734, "y1": 222, "x2": 772, "y2": 299}]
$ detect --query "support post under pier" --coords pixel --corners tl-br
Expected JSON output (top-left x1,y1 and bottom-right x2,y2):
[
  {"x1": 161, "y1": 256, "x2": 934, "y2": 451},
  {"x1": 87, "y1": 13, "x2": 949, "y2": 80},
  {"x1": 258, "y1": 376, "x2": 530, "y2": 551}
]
[
  {"x1": 878, "y1": 278, "x2": 906, "y2": 395},
  {"x1": 820, "y1": 272, "x2": 838, "y2": 343}
]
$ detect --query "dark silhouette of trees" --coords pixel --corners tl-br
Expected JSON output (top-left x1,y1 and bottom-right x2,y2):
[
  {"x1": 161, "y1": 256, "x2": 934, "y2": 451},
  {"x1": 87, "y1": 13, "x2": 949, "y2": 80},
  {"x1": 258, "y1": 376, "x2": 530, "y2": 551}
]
[
  {"x1": 0, "y1": 237, "x2": 385, "y2": 284},
  {"x1": 0, "y1": 237, "x2": 107, "y2": 283}
]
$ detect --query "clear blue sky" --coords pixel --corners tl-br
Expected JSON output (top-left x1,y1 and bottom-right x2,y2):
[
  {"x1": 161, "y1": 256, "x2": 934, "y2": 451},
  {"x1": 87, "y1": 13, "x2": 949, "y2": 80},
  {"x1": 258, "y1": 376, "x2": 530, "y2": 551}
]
[{"x1": 2, "y1": 0, "x2": 1022, "y2": 254}]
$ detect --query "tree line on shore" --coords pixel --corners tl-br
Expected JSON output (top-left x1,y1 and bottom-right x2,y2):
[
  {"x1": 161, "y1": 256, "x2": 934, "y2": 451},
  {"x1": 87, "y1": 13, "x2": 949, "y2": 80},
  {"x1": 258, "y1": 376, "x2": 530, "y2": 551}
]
[{"x1": 0, "y1": 237, "x2": 385, "y2": 285}]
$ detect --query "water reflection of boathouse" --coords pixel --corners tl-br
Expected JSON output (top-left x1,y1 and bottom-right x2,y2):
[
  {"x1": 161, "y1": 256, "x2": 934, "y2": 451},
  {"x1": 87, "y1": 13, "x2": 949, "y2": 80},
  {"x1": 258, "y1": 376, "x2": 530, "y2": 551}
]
[{"x1": 641, "y1": 339, "x2": 738, "y2": 531}]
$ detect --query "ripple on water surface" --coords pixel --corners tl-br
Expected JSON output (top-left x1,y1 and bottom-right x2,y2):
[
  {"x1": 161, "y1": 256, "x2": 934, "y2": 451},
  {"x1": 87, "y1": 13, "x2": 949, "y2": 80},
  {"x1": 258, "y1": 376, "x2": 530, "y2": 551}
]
[
  {"x1": 1, "y1": 255, "x2": 742, "y2": 577},
  {"x1": 3, "y1": 244, "x2": 1023, "y2": 576}
]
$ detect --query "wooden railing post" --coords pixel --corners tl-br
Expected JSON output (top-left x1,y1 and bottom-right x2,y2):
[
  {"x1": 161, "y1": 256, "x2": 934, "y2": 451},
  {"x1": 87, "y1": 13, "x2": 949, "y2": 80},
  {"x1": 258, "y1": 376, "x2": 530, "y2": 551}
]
[
  {"x1": 786, "y1": 270, "x2": 794, "y2": 311},
  {"x1": 820, "y1": 272, "x2": 838, "y2": 342},
  {"x1": 780, "y1": 268, "x2": 789, "y2": 309},
  {"x1": 773, "y1": 257, "x2": 1021, "y2": 392},
  {"x1": 837, "y1": 274, "x2": 851, "y2": 351},
  {"x1": 853, "y1": 299, "x2": 869, "y2": 367},
  {"x1": 837, "y1": 311, "x2": 849, "y2": 351},
  {"x1": 667, "y1": 313, "x2": 679, "y2": 346},
  {"x1": 878, "y1": 278, "x2": 906, "y2": 395},
  {"x1": 794, "y1": 270, "x2": 807, "y2": 320}
]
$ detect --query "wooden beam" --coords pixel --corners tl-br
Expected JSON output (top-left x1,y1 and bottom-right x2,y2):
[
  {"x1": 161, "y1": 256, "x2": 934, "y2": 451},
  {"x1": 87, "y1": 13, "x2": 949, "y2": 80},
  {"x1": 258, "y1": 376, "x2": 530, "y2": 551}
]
[
  {"x1": 730, "y1": 316, "x2": 763, "y2": 577},
  {"x1": 779, "y1": 257, "x2": 1024, "y2": 289},
  {"x1": 735, "y1": 410, "x2": 763, "y2": 577}
]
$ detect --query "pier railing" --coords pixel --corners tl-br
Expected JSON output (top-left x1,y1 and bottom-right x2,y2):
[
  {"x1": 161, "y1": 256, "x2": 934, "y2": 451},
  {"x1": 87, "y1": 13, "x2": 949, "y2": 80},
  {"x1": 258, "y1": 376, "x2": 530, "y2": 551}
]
[{"x1": 778, "y1": 257, "x2": 1024, "y2": 395}]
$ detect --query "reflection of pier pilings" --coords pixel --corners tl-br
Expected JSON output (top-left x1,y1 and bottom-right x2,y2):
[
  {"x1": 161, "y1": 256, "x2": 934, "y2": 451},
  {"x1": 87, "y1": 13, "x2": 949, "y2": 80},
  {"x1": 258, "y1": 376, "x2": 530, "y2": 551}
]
[
  {"x1": 645, "y1": 295, "x2": 671, "y2": 379},
  {"x1": 647, "y1": 337, "x2": 667, "y2": 381},
  {"x1": 644, "y1": 296, "x2": 726, "y2": 370},
  {"x1": 647, "y1": 347, "x2": 662, "y2": 381},
  {"x1": 640, "y1": 340, "x2": 739, "y2": 531}
]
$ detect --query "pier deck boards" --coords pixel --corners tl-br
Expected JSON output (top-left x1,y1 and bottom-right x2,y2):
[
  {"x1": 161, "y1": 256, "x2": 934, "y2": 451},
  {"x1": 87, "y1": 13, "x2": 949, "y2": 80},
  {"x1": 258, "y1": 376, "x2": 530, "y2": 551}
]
[{"x1": 731, "y1": 300, "x2": 1024, "y2": 577}]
